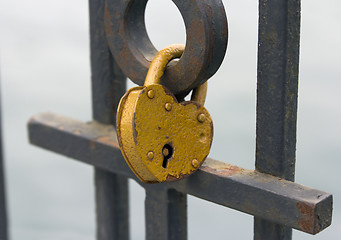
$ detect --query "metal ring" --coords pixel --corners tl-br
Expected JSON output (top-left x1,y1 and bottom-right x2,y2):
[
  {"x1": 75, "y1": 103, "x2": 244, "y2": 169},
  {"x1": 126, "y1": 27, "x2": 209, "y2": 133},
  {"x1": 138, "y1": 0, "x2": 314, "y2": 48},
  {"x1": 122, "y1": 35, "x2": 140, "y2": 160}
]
[{"x1": 104, "y1": 0, "x2": 228, "y2": 96}]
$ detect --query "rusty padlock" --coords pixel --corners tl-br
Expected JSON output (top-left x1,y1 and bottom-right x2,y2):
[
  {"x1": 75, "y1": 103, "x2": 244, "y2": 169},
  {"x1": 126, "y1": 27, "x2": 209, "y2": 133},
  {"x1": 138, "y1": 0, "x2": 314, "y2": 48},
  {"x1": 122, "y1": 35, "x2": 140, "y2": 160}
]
[{"x1": 116, "y1": 44, "x2": 213, "y2": 183}]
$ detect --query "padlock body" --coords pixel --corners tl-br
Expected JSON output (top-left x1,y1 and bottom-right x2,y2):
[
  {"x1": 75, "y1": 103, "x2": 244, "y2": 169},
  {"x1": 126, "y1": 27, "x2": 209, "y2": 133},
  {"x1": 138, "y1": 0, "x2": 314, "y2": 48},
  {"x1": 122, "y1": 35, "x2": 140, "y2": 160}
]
[
  {"x1": 117, "y1": 86, "x2": 159, "y2": 182},
  {"x1": 117, "y1": 84, "x2": 213, "y2": 183}
]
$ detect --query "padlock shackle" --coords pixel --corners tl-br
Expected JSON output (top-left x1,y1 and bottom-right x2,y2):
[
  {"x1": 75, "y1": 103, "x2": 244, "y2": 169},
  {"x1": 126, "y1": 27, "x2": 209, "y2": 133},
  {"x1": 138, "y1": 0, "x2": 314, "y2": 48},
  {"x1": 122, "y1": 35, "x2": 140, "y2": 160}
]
[
  {"x1": 144, "y1": 44, "x2": 184, "y2": 86},
  {"x1": 145, "y1": 44, "x2": 207, "y2": 105},
  {"x1": 191, "y1": 81, "x2": 207, "y2": 105}
]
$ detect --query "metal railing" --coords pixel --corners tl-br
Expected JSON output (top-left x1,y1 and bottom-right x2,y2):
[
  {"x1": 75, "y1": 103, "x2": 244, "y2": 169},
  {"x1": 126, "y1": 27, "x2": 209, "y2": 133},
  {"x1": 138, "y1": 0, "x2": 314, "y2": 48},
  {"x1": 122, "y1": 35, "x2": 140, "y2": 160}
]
[
  {"x1": 26, "y1": 0, "x2": 333, "y2": 239},
  {"x1": 0, "y1": 81, "x2": 8, "y2": 240}
]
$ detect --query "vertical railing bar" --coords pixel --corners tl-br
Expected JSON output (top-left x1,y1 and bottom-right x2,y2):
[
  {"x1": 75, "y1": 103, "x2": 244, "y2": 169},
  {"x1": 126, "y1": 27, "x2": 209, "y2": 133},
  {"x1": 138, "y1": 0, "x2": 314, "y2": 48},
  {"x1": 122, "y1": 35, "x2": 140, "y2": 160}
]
[
  {"x1": 145, "y1": 186, "x2": 187, "y2": 240},
  {"x1": 89, "y1": 0, "x2": 129, "y2": 239},
  {"x1": 254, "y1": 0, "x2": 301, "y2": 239},
  {"x1": 95, "y1": 170, "x2": 129, "y2": 239},
  {"x1": 145, "y1": 187, "x2": 168, "y2": 240},
  {"x1": 167, "y1": 189, "x2": 187, "y2": 240},
  {"x1": 0, "y1": 78, "x2": 8, "y2": 240}
]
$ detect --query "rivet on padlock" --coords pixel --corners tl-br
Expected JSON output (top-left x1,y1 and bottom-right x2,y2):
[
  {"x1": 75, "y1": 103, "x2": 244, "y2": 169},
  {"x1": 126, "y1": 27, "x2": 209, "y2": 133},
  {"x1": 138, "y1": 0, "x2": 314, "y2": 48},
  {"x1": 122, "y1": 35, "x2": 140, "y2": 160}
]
[{"x1": 116, "y1": 44, "x2": 213, "y2": 183}]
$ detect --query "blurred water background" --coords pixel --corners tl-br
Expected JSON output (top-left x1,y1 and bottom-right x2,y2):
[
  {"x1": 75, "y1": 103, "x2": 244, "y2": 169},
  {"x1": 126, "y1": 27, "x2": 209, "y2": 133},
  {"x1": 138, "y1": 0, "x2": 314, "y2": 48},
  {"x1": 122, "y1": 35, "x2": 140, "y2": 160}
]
[{"x1": 0, "y1": 0, "x2": 340, "y2": 239}]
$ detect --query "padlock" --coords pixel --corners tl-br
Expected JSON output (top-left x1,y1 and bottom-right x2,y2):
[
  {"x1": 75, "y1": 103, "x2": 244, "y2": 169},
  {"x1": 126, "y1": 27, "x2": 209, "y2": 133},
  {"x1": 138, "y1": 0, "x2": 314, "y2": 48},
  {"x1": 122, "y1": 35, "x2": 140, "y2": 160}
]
[{"x1": 116, "y1": 44, "x2": 213, "y2": 183}]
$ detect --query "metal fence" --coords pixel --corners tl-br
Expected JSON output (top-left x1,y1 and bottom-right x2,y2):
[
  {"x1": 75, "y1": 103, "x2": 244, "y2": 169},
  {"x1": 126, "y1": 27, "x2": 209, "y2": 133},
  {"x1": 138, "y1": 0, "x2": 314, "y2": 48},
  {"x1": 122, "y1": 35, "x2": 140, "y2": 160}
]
[{"x1": 25, "y1": 0, "x2": 332, "y2": 239}]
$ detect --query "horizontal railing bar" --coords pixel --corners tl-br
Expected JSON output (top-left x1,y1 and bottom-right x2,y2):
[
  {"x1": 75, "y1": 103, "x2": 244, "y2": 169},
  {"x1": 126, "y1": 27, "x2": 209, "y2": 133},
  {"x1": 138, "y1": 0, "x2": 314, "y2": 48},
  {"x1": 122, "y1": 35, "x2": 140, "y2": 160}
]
[{"x1": 28, "y1": 112, "x2": 332, "y2": 235}]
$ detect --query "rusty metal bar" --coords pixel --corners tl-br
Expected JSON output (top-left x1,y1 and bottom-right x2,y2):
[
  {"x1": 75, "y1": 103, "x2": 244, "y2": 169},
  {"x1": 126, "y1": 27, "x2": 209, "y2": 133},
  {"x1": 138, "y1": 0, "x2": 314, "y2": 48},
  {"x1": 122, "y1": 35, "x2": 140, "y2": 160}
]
[
  {"x1": 28, "y1": 112, "x2": 332, "y2": 235},
  {"x1": 255, "y1": 0, "x2": 301, "y2": 239},
  {"x1": 145, "y1": 187, "x2": 169, "y2": 239},
  {"x1": 95, "y1": 169, "x2": 129, "y2": 239},
  {"x1": 90, "y1": 0, "x2": 126, "y2": 125},
  {"x1": 89, "y1": 0, "x2": 129, "y2": 239},
  {"x1": 0, "y1": 82, "x2": 8, "y2": 240},
  {"x1": 167, "y1": 189, "x2": 187, "y2": 240},
  {"x1": 145, "y1": 186, "x2": 187, "y2": 240},
  {"x1": 104, "y1": 0, "x2": 228, "y2": 96}
]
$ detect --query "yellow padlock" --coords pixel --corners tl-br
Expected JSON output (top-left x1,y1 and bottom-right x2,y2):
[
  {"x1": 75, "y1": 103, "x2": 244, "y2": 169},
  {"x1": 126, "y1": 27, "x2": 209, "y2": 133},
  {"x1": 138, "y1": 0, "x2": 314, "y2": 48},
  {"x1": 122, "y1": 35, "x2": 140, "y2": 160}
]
[{"x1": 116, "y1": 44, "x2": 213, "y2": 183}]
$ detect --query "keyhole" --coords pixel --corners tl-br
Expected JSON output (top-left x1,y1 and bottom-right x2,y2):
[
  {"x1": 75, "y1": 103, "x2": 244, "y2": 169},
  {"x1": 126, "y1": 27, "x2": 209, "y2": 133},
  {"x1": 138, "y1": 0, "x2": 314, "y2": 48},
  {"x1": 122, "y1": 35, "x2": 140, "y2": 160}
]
[{"x1": 162, "y1": 144, "x2": 173, "y2": 168}]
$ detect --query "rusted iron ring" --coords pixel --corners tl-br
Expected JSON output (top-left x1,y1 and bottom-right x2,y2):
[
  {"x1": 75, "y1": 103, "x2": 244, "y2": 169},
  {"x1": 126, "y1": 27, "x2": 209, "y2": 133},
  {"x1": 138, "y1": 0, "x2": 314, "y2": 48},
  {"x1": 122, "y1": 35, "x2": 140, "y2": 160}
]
[{"x1": 104, "y1": 0, "x2": 228, "y2": 96}]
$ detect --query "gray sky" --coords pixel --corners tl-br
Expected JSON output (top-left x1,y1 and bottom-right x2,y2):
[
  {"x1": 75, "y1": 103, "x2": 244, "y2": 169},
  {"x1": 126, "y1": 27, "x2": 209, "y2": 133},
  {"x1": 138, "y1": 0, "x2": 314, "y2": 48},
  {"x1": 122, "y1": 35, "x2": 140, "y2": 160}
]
[{"x1": 0, "y1": 0, "x2": 340, "y2": 239}]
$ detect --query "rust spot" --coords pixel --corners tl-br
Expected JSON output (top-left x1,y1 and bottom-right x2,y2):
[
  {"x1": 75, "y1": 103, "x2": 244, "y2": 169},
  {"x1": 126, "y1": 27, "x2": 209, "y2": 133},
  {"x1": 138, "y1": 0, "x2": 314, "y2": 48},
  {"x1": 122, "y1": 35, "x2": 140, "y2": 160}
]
[
  {"x1": 165, "y1": 172, "x2": 192, "y2": 182},
  {"x1": 90, "y1": 140, "x2": 95, "y2": 150},
  {"x1": 297, "y1": 202, "x2": 316, "y2": 233},
  {"x1": 96, "y1": 136, "x2": 120, "y2": 148},
  {"x1": 205, "y1": 4, "x2": 213, "y2": 20},
  {"x1": 74, "y1": 130, "x2": 81, "y2": 135},
  {"x1": 104, "y1": 5, "x2": 114, "y2": 32},
  {"x1": 224, "y1": 165, "x2": 243, "y2": 175},
  {"x1": 201, "y1": 164, "x2": 243, "y2": 177}
]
